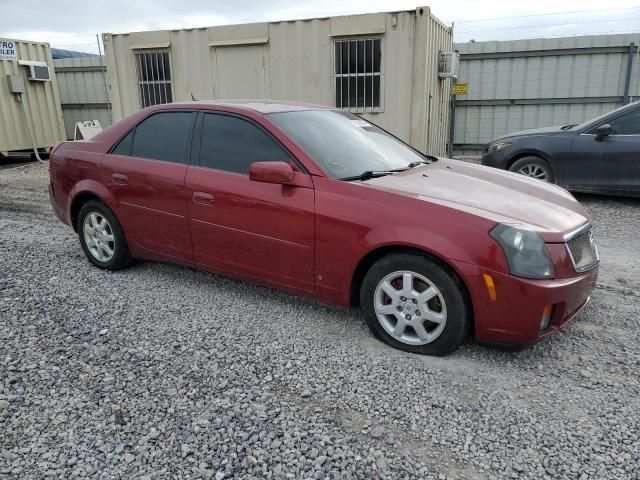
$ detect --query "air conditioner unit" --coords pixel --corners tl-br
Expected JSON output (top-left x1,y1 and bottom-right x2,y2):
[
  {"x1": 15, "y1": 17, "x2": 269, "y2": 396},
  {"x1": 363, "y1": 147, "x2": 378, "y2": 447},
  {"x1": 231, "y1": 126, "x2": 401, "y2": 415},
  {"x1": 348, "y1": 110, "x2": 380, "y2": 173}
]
[
  {"x1": 438, "y1": 51, "x2": 459, "y2": 79},
  {"x1": 18, "y1": 60, "x2": 51, "y2": 82}
]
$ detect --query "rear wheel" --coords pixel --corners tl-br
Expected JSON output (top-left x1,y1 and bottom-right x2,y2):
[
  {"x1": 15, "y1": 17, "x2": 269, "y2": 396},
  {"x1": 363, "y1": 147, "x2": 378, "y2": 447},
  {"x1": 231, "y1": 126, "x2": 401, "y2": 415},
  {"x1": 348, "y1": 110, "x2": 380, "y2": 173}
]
[
  {"x1": 78, "y1": 200, "x2": 132, "y2": 270},
  {"x1": 360, "y1": 253, "x2": 471, "y2": 356},
  {"x1": 509, "y1": 156, "x2": 554, "y2": 183}
]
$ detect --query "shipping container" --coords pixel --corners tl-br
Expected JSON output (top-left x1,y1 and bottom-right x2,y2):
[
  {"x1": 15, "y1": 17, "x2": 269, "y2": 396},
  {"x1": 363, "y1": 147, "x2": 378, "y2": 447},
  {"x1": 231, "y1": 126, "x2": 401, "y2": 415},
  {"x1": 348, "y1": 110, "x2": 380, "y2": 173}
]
[
  {"x1": 103, "y1": 7, "x2": 454, "y2": 155},
  {"x1": 0, "y1": 38, "x2": 65, "y2": 156},
  {"x1": 54, "y1": 56, "x2": 112, "y2": 139}
]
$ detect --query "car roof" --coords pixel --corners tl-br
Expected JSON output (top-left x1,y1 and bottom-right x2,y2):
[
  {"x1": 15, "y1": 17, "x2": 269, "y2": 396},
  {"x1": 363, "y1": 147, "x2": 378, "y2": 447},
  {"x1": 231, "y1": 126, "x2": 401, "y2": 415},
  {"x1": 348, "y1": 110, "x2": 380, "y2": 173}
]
[{"x1": 169, "y1": 100, "x2": 334, "y2": 114}]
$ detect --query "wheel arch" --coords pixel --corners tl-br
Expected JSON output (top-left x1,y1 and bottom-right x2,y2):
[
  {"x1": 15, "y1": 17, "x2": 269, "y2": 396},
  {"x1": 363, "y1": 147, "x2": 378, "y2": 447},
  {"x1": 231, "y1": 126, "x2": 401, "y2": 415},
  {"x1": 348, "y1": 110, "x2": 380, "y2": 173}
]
[
  {"x1": 69, "y1": 192, "x2": 103, "y2": 230},
  {"x1": 350, "y1": 245, "x2": 474, "y2": 324},
  {"x1": 505, "y1": 150, "x2": 552, "y2": 171},
  {"x1": 68, "y1": 180, "x2": 118, "y2": 231},
  {"x1": 67, "y1": 179, "x2": 117, "y2": 230}
]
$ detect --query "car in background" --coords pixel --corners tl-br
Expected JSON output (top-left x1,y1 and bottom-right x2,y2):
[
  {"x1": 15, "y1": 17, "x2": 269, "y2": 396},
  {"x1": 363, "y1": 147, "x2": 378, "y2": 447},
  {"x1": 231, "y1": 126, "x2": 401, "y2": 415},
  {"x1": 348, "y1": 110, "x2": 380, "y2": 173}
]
[
  {"x1": 49, "y1": 101, "x2": 599, "y2": 356},
  {"x1": 481, "y1": 100, "x2": 640, "y2": 197}
]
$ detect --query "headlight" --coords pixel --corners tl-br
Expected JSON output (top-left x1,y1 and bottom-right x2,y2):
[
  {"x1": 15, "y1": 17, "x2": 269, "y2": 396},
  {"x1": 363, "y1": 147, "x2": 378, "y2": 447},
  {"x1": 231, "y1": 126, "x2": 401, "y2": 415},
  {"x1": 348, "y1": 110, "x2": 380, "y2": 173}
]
[
  {"x1": 487, "y1": 142, "x2": 511, "y2": 154},
  {"x1": 490, "y1": 224, "x2": 555, "y2": 279}
]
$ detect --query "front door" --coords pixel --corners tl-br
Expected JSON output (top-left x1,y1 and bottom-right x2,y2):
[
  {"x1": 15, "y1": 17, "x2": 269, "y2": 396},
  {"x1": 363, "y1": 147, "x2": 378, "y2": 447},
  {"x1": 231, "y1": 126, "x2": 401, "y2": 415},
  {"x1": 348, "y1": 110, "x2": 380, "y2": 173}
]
[
  {"x1": 102, "y1": 111, "x2": 196, "y2": 260},
  {"x1": 596, "y1": 107, "x2": 640, "y2": 193},
  {"x1": 565, "y1": 132, "x2": 604, "y2": 190},
  {"x1": 185, "y1": 112, "x2": 315, "y2": 291}
]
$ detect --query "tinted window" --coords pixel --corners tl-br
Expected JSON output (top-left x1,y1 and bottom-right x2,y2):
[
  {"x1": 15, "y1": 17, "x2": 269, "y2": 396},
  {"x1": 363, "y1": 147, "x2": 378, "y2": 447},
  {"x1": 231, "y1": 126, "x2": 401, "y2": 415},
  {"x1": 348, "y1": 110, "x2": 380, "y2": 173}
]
[
  {"x1": 199, "y1": 114, "x2": 290, "y2": 174},
  {"x1": 131, "y1": 112, "x2": 193, "y2": 163},
  {"x1": 111, "y1": 130, "x2": 134, "y2": 156},
  {"x1": 607, "y1": 109, "x2": 640, "y2": 135}
]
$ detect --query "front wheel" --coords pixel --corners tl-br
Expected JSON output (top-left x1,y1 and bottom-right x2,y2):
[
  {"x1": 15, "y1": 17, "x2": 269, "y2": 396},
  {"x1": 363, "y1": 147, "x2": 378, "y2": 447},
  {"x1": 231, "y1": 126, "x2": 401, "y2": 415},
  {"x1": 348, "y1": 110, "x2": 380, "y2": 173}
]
[
  {"x1": 360, "y1": 253, "x2": 471, "y2": 356},
  {"x1": 509, "y1": 156, "x2": 554, "y2": 183},
  {"x1": 78, "y1": 200, "x2": 132, "y2": 270}
]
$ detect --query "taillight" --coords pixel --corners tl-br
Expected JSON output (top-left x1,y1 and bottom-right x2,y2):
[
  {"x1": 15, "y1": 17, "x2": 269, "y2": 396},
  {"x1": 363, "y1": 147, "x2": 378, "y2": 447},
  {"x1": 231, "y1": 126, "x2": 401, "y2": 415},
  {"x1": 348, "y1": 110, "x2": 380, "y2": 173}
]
[
  {"x1": 51, "y1": 141, "x2": 64, "y2": 155},
  {"x1": 49, "y1": 142, "x2": 64, "y2": 177}
]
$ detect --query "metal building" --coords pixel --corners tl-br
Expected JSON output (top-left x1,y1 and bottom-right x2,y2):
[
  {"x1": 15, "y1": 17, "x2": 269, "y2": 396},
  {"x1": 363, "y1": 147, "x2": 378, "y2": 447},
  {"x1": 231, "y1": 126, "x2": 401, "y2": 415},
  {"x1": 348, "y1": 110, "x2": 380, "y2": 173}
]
[
  {"x1": 53, "y1": 56, "x2": 112, "y2": 139},
  {"x1": 452, "y1": 33, "x2": 640, "y2": 154},
  {"x1": 0, "y1": 39, "x2": 66, "y2": 156},
  {"x1": 103, "y1": 7, "x2": 455, "y2": 155}
]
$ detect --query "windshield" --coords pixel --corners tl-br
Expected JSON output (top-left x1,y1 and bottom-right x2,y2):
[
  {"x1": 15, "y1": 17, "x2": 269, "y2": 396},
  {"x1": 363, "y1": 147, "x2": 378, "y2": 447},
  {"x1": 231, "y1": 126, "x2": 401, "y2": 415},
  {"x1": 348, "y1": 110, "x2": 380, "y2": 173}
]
[{"x1": 267, "y1": 110, "x2": 427, "y2": 179}]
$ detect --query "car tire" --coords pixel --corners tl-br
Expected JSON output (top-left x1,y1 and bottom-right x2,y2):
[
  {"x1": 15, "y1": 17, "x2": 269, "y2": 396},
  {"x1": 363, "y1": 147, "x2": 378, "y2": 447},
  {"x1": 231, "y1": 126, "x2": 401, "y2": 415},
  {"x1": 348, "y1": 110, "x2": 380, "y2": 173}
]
[
  {"x1": 509, "y1": 156, "x2": 555, "y2": 183},
  {"x1": 78, "y1": 200, "x2": 132, "y2": 270},
  {"x1": 360, "y1": 252, "x2": 471, "y2": 356}
]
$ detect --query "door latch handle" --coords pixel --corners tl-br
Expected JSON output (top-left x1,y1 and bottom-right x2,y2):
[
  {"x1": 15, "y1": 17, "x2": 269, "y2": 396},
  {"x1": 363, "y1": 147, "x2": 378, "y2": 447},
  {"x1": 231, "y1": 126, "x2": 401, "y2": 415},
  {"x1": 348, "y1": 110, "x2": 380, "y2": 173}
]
[
  {"x1": 112, "y1": 173, "x2": 128, "y2": 185},
  {"x1": 192, "y1": 192, "x2": 215, "y2": 205}
]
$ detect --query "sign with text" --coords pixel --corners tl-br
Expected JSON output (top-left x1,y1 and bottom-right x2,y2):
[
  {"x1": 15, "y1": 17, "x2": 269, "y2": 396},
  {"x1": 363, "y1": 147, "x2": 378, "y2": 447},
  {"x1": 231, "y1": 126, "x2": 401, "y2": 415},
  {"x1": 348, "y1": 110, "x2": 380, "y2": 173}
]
[
  {"x1": 0, "y1": 39, "x2": 17, "y2": 60},
  {"x1": 452, "y1": 83, "x2": 468, "y2": 95}
]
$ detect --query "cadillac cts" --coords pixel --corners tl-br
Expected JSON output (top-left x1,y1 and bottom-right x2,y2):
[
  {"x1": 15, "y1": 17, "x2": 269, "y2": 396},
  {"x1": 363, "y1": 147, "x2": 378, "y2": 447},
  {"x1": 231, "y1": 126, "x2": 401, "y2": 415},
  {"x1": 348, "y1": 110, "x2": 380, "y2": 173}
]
[{"x1": 48, "y1": 101, "x2": 600, "y2": 356}]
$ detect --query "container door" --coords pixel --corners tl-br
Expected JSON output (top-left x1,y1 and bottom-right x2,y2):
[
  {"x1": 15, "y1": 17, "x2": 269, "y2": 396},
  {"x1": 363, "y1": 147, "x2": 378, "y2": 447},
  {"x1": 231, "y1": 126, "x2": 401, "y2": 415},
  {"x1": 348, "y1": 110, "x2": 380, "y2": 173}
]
[{"x1": 212, "y1": 45, "x2": 267, "y2": 99}]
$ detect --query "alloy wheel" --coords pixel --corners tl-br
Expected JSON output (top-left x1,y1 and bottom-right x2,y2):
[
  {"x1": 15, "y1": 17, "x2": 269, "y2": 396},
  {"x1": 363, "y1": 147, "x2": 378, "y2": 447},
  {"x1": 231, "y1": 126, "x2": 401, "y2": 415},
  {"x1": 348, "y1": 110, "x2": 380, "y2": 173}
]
[
  {"x1": 518, "y1": 164, "x2": 549, "y2": 181},
  {"x1": 83, "y1": 212, "x2": 115, "y2": 262},
  {"x1": 373, "y1": 270, "x2": 447, "y2": 346}
]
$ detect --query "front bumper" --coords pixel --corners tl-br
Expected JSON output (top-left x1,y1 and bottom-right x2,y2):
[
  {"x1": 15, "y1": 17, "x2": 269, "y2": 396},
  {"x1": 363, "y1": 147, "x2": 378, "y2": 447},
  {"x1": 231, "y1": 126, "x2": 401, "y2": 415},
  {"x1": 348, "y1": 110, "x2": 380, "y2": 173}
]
[
  {"x1": 453, "y1": 260, "x2": 598, "y2": 345},
  {"x1": 480, "y1": 149, "x2": 510, "y2": 170}
]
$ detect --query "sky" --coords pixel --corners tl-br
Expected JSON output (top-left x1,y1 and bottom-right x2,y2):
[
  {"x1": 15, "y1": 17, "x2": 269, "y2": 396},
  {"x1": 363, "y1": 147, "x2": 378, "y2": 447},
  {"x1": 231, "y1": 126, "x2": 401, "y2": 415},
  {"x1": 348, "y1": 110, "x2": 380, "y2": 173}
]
[{"x1": 2, "y1": 0, "x2": 640, "y2": 53}]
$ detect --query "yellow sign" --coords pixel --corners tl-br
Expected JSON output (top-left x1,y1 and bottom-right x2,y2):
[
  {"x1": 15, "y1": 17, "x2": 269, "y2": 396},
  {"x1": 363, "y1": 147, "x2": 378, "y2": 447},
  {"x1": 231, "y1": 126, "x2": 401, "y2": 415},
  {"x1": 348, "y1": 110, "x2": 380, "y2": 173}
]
[{"x1": 452, "y1": 83, "x2": 468, "y2": 95}]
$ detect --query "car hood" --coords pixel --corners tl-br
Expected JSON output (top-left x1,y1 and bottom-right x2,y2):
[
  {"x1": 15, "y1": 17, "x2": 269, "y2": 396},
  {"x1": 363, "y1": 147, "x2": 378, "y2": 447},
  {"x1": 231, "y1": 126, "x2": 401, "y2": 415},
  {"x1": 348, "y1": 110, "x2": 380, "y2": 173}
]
[
  {"x1": 490, "y1": 125, "x2": 572, "y2": 143},
  {"x1": 363, "y1": 158, "x2": 589, "y2": 242}
]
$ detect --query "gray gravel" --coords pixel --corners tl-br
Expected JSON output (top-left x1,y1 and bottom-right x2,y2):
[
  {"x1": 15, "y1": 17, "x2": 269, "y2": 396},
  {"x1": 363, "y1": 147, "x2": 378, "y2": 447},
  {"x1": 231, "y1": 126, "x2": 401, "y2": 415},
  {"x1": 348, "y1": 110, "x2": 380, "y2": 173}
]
[{"x1": 1, "y1": 163, "x2": 639, "y2": 479}]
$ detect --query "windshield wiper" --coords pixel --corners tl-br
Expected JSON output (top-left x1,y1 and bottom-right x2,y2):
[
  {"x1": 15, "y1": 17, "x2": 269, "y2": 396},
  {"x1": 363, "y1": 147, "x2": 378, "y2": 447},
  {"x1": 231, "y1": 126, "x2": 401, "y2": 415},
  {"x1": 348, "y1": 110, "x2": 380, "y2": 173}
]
[
  {"x1": 342, "y1": 158, "x2": 438, "y2": 181},
  {"x1": 407, "y1": 156, "x2": 438, "y2": 168},
  {"x1": 407, "y1": 160, "x2": 429, "y2": 168},
  {"x1": 340, "y1": 168, "x2": 407, "y2": 181}
]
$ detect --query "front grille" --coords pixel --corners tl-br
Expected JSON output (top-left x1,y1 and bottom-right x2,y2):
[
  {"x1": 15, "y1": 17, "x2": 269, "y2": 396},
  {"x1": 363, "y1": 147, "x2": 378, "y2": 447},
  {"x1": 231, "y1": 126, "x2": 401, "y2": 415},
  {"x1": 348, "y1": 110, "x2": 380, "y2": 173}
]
[{"x1": 566, "y1": 229, "x2": 599, "y2": 272}]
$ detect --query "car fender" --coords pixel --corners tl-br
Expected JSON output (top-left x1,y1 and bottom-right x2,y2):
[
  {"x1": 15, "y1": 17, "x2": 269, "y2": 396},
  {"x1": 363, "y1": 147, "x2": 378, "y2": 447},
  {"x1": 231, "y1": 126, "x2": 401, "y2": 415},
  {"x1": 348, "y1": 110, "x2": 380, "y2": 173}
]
[
  {"x1": 357, "y1": 222, "x2": 507, "y2": 277},
  {"x1": 504, "y1": 146, "x2": 552, "y2": 166},
  {"x1": 67, "y1": 179, "x2": 119, "y2": 223},
  {"x1": 362, "y1": 227, "x2": 470, "y2": 264}
]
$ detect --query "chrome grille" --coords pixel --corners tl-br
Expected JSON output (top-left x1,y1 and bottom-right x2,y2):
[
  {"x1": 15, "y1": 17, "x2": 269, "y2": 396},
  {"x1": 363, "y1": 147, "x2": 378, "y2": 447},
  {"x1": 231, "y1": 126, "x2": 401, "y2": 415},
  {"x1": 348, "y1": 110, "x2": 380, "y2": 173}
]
[{"x1": 566, "y1": 229, "x2": 599, "y2": 272}]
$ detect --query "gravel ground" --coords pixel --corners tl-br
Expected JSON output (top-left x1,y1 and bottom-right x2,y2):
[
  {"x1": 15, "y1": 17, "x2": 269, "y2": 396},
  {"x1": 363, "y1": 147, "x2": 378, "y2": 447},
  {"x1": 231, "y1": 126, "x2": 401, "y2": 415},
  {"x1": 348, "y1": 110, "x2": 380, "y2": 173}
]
[{"x1": 1, "y1": 163, "x2": 639, "y2": 480}]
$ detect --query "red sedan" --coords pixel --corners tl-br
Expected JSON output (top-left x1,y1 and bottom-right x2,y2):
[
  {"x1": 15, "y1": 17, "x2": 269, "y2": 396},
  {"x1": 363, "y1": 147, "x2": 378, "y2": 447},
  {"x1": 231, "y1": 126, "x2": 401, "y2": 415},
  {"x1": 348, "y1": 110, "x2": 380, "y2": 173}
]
[{"x1": 48, "y1": 101, "x2": 599, "y2": 355}]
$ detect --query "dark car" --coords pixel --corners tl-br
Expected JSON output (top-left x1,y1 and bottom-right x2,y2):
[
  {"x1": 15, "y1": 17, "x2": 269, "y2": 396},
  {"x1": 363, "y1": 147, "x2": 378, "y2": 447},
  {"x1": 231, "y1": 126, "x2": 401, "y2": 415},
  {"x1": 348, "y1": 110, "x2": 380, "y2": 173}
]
[{"x1": 481, "y1": 100, "x2": 640, "y2": 197}]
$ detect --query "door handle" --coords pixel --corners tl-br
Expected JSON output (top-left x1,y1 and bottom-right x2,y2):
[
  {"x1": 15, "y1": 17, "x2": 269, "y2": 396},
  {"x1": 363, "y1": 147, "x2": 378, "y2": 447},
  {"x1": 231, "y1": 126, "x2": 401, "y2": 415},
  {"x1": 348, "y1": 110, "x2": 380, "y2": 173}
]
[
  {"x1": 192, "y1": 192, "x2": 215, "y2": 205},
  {"x1": 112, "y1": 173, "x2": 128, "y2": 185}
]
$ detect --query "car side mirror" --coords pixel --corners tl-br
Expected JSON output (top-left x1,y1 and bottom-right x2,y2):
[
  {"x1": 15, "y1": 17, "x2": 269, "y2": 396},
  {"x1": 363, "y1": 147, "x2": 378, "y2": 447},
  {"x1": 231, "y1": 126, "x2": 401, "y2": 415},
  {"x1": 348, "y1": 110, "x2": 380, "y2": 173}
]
[
  {"x1": 249, "y1": 161, "x2": 295, "y2": 185},
  {"x1": 595, "y1": 124, "x2": 611, "y2": 141}
]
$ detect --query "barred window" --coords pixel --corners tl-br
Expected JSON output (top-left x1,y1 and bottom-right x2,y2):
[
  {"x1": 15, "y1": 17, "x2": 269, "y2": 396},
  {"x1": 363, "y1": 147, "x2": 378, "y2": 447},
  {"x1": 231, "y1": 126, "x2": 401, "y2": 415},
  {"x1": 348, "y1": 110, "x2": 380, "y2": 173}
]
[
  {"x1": 334, "y1": 38, "x2": 381, "y2": 110},
  {"x1": 134, "y1": 51, "x2": 172, "y2": 108}
]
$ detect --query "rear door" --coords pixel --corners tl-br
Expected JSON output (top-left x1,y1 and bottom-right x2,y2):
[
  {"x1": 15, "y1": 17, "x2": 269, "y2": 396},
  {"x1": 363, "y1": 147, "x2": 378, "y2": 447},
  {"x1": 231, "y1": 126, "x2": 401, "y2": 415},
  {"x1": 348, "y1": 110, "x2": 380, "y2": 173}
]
[
  {"x1": 102, "y1": 111, "x2": 196, "y2": 259},
  {"x1": 185, "y1": 112, "x2": 315, "y2": 291}
]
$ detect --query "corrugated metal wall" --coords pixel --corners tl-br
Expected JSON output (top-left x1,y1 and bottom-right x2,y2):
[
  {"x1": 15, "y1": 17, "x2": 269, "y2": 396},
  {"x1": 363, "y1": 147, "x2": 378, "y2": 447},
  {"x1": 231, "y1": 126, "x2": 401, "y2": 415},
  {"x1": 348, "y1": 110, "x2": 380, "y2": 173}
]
[
  {"x1": 423, "y1": 15, "x2": 454, "y2": 155},
  {"x1": 0, "y1": 39, "x2": 65, "y2": 154},
  {"x1": 452, "y1": 33, "x2": 640, "y2": 154},
  {"x1": 103, "y1": 8, "x2": 453, "y2": 156},
  {"x1": 53, "y1": 56, "x2": 112, "y2": 139}
]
